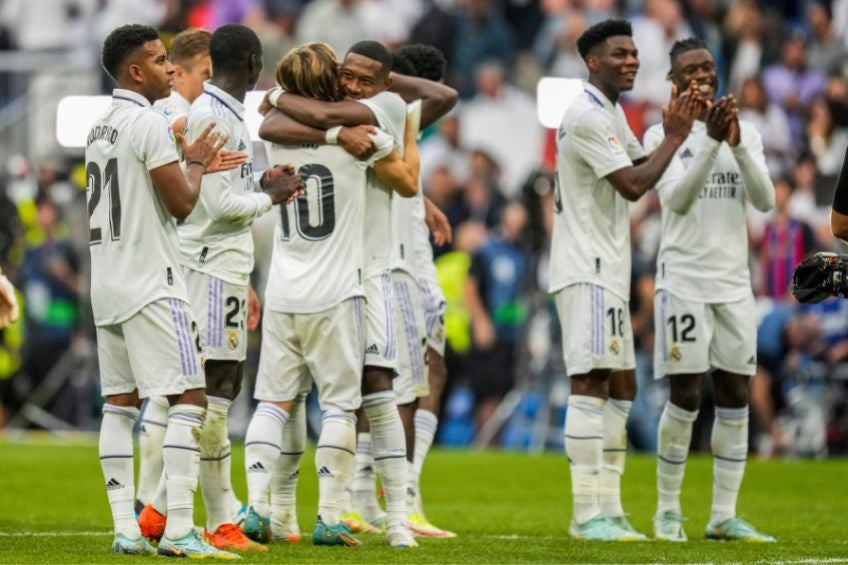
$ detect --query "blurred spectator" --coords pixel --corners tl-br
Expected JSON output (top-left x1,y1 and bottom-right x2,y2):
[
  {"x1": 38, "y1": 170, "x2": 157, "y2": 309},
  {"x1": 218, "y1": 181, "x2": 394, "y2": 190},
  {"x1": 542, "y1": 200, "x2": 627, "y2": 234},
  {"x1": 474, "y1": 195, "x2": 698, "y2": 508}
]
[
  {"x1": 409, "y1": 0, "x2": 456, "y2": 68},
  {"x1": 805, "y1": 0, "x2": 846, "y2": 76},
  {"x1": 419, "y1": 113, "x2": 471, "y2": 186},
  {"x1": 451, "y1": 0, "x2": 515, "y2": 98},
  {"x1": 458, "y1": 61, "x2": 542, "y2": 197},
  {"x1": 762, "y1": 33, "x2": 827, "y2": 147},
  {"x1": 723, "y1": 0, "x2": 783, "y2": 95},
  {"x1": 296, "y1": 0, "x2": 372, "y2": 56},
  {"x1": 252, "y1": 1, "x2": 302, "y2": 88},
  {"x1": 465, "y1": 203, "x2": 529, "y2": 438},
  {"x1": 758, "y1": 178, "x2": 819, "y2": 302},
  {"x1": 5, "y1": 196, "x2": 81, "y2": 419},
  {"x1": 629, "y1": 0, "x2": 692, "y2": 111},
  {"x1": 807, "y1": 77, "x2": 848, "y2": 177},
  {"x1": 787, "y1": 153, "x2": 828, "y2": 232},
  {"x1": 738, "y1": 75, "x2": 793, "y2": 177},
  {"x1": 533, "y1": 4, "x2": 588, "y2": 80}
]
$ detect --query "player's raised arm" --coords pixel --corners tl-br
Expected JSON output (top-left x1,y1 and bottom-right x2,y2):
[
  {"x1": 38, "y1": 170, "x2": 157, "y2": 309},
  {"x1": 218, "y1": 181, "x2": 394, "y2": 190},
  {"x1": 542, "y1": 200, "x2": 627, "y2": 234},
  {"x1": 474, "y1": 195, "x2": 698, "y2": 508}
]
[
  {"x1": 372, "y1": 114, "x2": 420, "y2": 197},
  {"x1": 831, "y1": 146, "x2": 848, "y2": 242},
  {"x1": 149, "y1": 122, "x2": 227, "y2": 221},
  {"x1": 388, "y1": 73, "x2": 458, "y2": 129},
  {"x1": 271, "y1": 92, "x2": 378, "y2": 128},
  {"x1": 605, "y1": 84, "x2": 700, "y2": 201},
  {"x1": 259, "y1": 108, "x2": 377, "y2": 161}
]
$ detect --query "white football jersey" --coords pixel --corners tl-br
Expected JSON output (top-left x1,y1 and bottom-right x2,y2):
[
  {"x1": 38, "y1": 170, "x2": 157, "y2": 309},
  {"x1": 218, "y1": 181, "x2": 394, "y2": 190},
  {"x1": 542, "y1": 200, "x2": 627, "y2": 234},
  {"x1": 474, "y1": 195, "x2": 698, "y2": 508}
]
[
  {"x1": 644, "y1": 119, "x2": 774, "y2": 302},
  {"x1": 391, "y1": 100, "x2": 423, "y2": 276},
  {"x1": 86, "y1": 89, "x2": 187, "y2": 326},
  {"x1": 360, "y1": 91, "x2": 408, "y2": 277},
  {"x1": 264, "y1": 131, "x2": 393, "y2": 314},
  {"x1": 153, "y1": 90, "x2": 190, "y2": 127},
  {"x1": 548, "y1": 82, "x2": 646, "y2": 299},
  {"x1": 178, "y1": 83, "x2": 272, "y2": 287}
]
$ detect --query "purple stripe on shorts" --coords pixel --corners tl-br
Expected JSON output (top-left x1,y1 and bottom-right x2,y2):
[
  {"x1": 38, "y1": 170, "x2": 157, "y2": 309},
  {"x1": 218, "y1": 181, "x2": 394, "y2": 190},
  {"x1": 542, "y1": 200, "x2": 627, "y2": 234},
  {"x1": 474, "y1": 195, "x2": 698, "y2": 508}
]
[
  {"x1": 169, "y1": 299, "x2": 190, "y2": 376},
  {"x1": 207, "y1": 276, "x2": 215, "y2": 349},
  {"x1": 353, "y1": 297, "x2": 364, "y2": 362},
  {"x1": 599, "y1": 286, "x2": 606, "y2": 355},
  {"x1": 176, "y1": 300, "x2": 197, "y2": 375},
  {"x1": 590, "y1": 286, "x2": 597, "y2": 356},
  {"x1": 397, "y1": 281, "x2": 425, "y2": 386},
  {"x1": 382, "y1": 272, "x2": 396, "y2": 360}
]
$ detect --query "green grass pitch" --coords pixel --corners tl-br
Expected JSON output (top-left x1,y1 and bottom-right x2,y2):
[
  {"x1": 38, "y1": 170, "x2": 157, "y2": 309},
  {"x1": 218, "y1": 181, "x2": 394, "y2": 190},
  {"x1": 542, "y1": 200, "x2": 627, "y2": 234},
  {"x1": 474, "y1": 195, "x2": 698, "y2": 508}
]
[{"x1": 1, "y1": 436, "x2": 847, "y2": 564}]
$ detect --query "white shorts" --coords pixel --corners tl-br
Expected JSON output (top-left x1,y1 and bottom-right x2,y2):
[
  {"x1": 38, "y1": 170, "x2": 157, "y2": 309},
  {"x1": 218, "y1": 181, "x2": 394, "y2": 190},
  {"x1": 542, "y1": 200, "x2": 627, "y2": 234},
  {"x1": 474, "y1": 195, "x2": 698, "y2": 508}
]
[
  {"x1": 184, "y1": 268, "x2": 247, "y2": 362},
  {"x1": 364, "y1": 271, "x2": 398, "y2": 370},
  {"x1": 654, "y1": 290, "x2": 757, "y2": 378},
  {"x1": 554, "y1": 283, "x2": 636, "y2": 377},
  {"x1": 418, "y1": 275, "x2": 446, "y2": 356},
  {"x1": 392, "y1": 271, "x2": 429, "y2": 405},
  {"x1": 254, "y1": 297, "x2": 364, "y2": 412},
  {"x1": 97, "y1": 298, "x2": 205, "y2": 399}
]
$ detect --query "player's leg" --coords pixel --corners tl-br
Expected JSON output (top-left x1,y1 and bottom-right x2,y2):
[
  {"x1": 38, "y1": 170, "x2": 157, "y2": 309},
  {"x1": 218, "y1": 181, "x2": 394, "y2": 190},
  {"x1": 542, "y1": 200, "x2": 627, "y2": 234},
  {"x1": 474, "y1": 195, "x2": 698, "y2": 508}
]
[
  {"x1": 705, "y1": 298, "x2": 775, "y2": 542},
  {"x1": 653, "y1": 290, "x2": 710, "y2": 542},
  {"x1": 96, "y1": 324, "x2": 155, "y2": 555},
  {"x1": 361, "y1": 273, "x2": 416, "y2": 547},
  {"x1": 603, "y1": 369, "x2": 640, "y2": 534},
  {"x1": 556, "y1": 284, "x2": 642, "y2": 541},
  {"x1": 303, "y1": 297, "x2": 366, "y2": 546},
  {"x1": 270, "y1": 392, "x2": 307, "y2": 543},
  {"x1": 350, "y1": 412, "x2": 383, "y2": 527},
  {"x1": 243, "y1": 307, "x2": 301, "y2": 542},
  {"x1": 125, "y1": 298, "x2": 236, "y2": 558},
  {"x1": 136, "y1": 395, "x2": 169, "y2": 513}
]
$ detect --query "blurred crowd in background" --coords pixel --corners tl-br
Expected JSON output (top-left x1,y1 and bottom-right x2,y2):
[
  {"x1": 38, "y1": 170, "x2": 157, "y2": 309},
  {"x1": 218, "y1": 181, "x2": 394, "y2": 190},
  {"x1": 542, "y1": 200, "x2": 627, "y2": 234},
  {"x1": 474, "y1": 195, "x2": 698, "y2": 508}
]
[{"x1": 1, "y1": 0, "x2": 848, "y2": 459}]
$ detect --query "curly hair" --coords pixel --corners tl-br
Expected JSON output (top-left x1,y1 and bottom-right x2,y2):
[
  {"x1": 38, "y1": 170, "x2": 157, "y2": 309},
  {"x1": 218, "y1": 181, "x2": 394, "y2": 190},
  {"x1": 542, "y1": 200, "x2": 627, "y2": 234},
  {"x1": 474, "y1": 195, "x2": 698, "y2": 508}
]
[
  {"x1": 393, "y1": 44, "x2": 447, "y2": 81},
  {"x1": 101, "y1": 24, "x2": 160, "y2": 80},
  {"x1": 210, "y1": 24, "x2": 261, "y2": 74},
  {"x1": 576, "y1": 19, "x2": 632, "y2": 60},
  {"x1": 276, "y1": 42, "x2": 342, "y2": 102},
  {"x1": 669, "y1": 36, "x2": 710, "y2": 66}
]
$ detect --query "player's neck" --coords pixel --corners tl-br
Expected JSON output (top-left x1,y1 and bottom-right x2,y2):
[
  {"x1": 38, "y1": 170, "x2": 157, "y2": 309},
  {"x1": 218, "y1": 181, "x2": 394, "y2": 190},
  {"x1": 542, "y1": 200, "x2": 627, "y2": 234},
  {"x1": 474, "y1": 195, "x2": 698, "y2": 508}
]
[
  {"x1": 209, "y1": 76, "x2": 247, "y2": 104},
  {"x1": 587, "y1": 77, "x2": 620, "y2": 105}
]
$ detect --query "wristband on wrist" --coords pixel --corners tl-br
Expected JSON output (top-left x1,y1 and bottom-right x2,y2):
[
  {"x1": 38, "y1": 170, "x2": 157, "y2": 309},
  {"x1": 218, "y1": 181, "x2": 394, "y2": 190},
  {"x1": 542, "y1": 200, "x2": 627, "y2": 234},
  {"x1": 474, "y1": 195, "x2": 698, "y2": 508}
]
[
  {"x1": 187, "y1": 160, "x2": 206, "y2": 171},
  {"x1": 325, "y1": 126, "x2": 342, "y2": 145},
  {"x1": 268, "y1": 87, "x2": 283, "y2": 108}
]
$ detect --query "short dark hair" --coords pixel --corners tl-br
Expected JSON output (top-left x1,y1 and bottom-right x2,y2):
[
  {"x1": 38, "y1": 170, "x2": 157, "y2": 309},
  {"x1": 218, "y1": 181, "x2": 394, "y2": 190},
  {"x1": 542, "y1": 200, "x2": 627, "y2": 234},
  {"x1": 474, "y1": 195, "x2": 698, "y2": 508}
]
[
  {"x1": 394, "y1": 44, "x2": 447, "y2": 81},
  {"x1": 101, "y1": 24, "x2": 160, "y2": 80},
  {"x1": 347, "y1": 40, "x2": 393, "y2": 76},
  {"x1": 669, "y1": 37, "x2": 710, "y2": 66},
  {"x1": 576, "y1": 19, "x2": 632, "y2": 60},
  {"x1": 210, "y1": 24, "x2": 261, "y2": 74},
  {"x1": 391, "y1": 52, "x2": 417, "y2": 77}
]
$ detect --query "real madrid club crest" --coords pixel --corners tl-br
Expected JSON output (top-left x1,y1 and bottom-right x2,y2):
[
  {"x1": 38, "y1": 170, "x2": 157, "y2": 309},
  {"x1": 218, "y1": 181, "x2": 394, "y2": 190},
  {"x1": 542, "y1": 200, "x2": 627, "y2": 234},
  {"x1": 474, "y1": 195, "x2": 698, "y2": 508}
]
[
  {"x1": 228, "y1": 330, "x2": 239, "y2": 350},
  {"x1": 609, "y1": 339, "x2": 620, "y2": 355},
  {"x1": 670, "y1": 345, "x2": 682, "y2": 362}
]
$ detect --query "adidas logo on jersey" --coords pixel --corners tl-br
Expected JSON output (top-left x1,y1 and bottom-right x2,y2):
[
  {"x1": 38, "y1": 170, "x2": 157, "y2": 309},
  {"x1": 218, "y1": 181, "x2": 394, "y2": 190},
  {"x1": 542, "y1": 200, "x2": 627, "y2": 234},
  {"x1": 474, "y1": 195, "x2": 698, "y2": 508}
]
[
  {"x1": 237, "y1": 139, "x2": 247, "y2": 151},
  {"x1": 681, "y1": 148, "x2": 694, "y2": 159},
  {"x1": 365, "y1": 344, "x2": 380, "y2": 355},
  {"x1": 106, "y1": 478, "x2": 124, "y2": 491},
  {"x1": 747, "y1": 355, "x2": 756, "y2": 365},
  {"x1": 248, "y1": 461, "x2": 267, "y2": 473},
  {"x1": 317, "y1": 466, "x2": 334, "y2": 478}
]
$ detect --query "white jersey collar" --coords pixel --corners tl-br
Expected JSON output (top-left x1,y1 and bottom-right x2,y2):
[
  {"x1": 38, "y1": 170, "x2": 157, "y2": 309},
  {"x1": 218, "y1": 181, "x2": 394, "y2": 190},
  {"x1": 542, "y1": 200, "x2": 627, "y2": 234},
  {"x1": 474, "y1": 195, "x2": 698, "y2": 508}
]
[
  {"x1": 203, "y1": 82, "x2": 245, "y2": 121},
  {"x1": 582, "y1": 82, "x2": 616, "y2": 113},
  {"x1": 112, "y1": 88, "x2": 152, "y2": 108}
]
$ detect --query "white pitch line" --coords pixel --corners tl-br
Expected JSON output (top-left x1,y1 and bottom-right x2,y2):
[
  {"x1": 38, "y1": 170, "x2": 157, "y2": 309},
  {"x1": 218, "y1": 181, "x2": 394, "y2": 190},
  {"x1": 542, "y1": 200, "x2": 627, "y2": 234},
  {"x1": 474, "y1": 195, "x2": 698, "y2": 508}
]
[{"x1": 0, "y1": 531, "x2": 111, "y2": 537}]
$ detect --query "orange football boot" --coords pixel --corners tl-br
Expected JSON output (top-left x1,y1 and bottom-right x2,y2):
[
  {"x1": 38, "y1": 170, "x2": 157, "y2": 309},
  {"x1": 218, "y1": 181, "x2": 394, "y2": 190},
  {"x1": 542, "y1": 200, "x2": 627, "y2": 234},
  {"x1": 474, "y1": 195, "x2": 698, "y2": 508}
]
[{"x1": 205, "y1": 523, "x2": 269, "y2": 552}]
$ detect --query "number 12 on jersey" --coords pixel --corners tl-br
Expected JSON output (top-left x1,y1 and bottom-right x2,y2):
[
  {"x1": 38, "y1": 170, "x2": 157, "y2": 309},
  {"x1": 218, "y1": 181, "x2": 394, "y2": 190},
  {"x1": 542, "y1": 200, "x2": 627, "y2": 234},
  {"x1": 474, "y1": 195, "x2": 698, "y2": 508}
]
[{"x1": 87, "y1": 158, "x2": 121, "y2": 245}]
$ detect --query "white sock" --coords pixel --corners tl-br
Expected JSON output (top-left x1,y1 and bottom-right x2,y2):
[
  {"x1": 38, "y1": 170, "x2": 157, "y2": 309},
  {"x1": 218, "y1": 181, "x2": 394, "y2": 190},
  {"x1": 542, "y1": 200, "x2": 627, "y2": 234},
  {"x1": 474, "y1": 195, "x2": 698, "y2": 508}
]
[
  {"x1": 150, "y1": 472, "x2": 167, "y2": 515},
  {"x1": 315, "y1": 410, "x2": 357, "y2": 525},
  {"x1": 271, "y1": 395, "x2": 306, "y2": 528},
  {"x1": 600, "y1": 398, "x2": 631, "y2": 518},
  {"x1": 363, "y1": 391, "x2": 407, "y2": 529},
  {"x1": 657, "y1": 402, "x2": 698, "y2": 515},
  {"x1": 137, "y1": 396, "x2": 169, "y2": 506},
  {"x1": 244, "y1": 402, "x2": 288, "y2": 517},
  {"x1": 412, "y1": 410, "x2": 437, "y2": 514},
  {"x1": 100, "y1": 404, "x2": 141, "y2": 539},
  {"x1": 564, "y1": 395, "x2": 605, "y2": 525},
  {"x1": 199, "y1": 396, "x2": 235, "y2": 532},
  {"x1": 353, "y1": 432, "x2": 377, "y2": 510},
  {"x1": 710, "y1": 406, "x2": 749, "y2": 526},
  {"x1": 163, "y1": 404, "x2": 206, "y2": 539}
]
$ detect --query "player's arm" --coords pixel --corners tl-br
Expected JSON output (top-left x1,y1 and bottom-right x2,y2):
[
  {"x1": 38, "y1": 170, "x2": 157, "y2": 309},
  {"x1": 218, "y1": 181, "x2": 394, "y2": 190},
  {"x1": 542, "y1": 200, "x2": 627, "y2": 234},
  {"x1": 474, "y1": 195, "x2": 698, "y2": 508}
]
[
  {"x1": 831, "y1": 146, "x2": 848, "y2": 242},
  {"x1": 389, "y1": 73, "x2": 458, "y2": 128},
  {"x1": 465, "y1": 253, "x2": 495, "y2": 349},
  {"x1": 373, "y1": 114, "x2": 420, "y2": 197},
  {"x1": 149, "y1": 122, "x2": 227, "y2": 221},
  {"x1": 0, "y1": 268, "x2": 19, "y2": 329},
  {"x1": 259, "y1": 108, "x2": 376, "y2": 161},
  {"x1": 271, "y1": 93, "x2": 378, "y2": 128},
  {"x1": 731, "y1": 123, "x2": 775, "y2": 213},
  {"x1": 604, "y1": 85, "x2": 700, "y2": 201},
  {"x1": 424, "y1": 196, "x2": 452, "y2": 246}
]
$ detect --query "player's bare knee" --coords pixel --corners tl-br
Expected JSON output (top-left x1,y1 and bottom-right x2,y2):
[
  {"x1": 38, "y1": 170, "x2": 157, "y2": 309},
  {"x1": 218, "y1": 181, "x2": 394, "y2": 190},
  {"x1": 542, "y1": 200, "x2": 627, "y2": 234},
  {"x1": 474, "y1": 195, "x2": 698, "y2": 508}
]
[
  {"x1": 362, "y1": 365, "x2": 393, "y2": 395},
  {"x1": 669, "y1": 374, "x2": 703, "y2": 412},
  {"x1": 570, "y1": 370, "x2": 610, "y2": 398},
  {"x1": 204, "y1": 359, "x2": 244, "y2": 401},
  {"x1": 106, "y1": 390, "x2": 141, "y2": 408},
  {"x1": 609, "y1": 369, "x2": 637, "y2": 401},
  {"x1": 169, "y1": 387, "x2": 208, "y2": 408},
  {"x1": 713, "y1": 371, "x2": 749, "y2": 408}
]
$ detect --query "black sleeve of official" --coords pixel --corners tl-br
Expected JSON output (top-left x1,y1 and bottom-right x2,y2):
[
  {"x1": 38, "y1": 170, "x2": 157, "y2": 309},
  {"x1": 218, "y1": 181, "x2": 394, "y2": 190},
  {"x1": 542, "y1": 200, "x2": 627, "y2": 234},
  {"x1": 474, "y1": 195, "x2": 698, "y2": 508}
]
[{"x1": 831, "y1": 145, "x2": 848, "y2": 215}]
